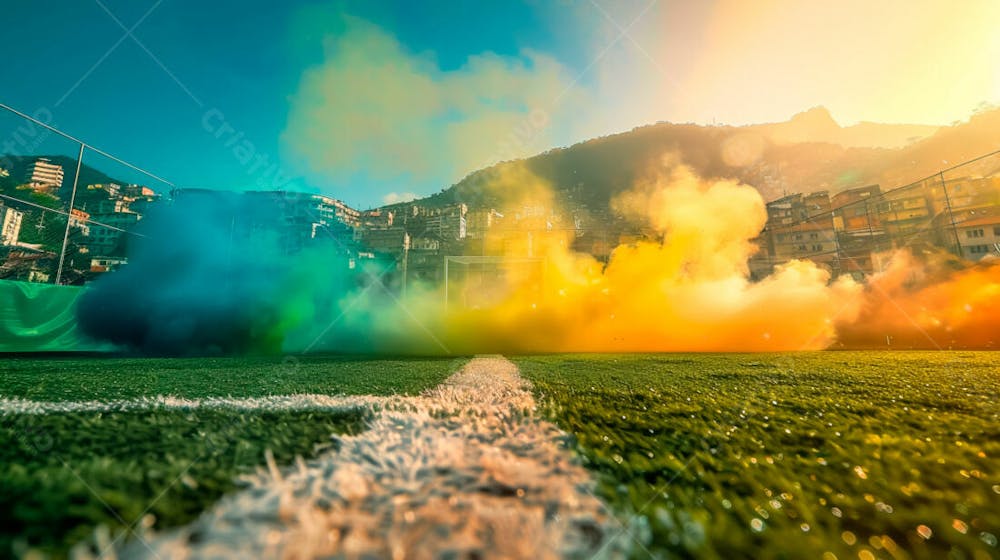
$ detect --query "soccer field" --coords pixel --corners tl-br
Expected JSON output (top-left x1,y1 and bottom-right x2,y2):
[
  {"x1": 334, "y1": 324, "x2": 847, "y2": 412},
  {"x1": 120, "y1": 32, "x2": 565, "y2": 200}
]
[
  {"x1": 515, "y1": 352, "x2": 1000, "y2": 560},
  {"x1": 0, "y1": 354, "x2": 460, "y2": 558},
  {"x1": 2, "y1": 352, "x2": 998, "y2": 559}
]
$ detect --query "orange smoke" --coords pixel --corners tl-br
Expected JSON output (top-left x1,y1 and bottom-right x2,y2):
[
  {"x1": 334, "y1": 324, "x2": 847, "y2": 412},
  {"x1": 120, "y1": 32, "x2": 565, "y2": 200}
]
[{"x1": 836, "y1": 250, "x2": 1000, "y2": 349}]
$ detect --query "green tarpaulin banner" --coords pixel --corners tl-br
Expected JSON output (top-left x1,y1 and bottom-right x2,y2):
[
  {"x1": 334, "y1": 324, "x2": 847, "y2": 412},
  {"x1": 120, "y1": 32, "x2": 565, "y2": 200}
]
[{"x1": 0, "y1": 280, "x2": 113, "y2": 352}]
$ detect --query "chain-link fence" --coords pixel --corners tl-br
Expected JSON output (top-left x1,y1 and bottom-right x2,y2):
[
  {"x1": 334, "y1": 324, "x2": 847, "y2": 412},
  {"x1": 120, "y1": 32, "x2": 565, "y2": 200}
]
[{"x1": 0, "y1": 102, "x2": 173, "y2": 285}]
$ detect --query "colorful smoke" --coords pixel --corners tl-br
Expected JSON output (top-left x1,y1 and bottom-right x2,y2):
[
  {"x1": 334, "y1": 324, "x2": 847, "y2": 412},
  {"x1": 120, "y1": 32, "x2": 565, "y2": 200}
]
[
  {"x1": 835, "y1": 250, "x2": 1000, "y2": 349},
  {"x1": 428, "y1": 163, "x2": 862, "y2": 353},
  {"x1": 78, "y1": 162, "x2": 1000, "y2": 355},
  {"x1": 76, "y1": 192, "x2": 372, "y2": 355}
]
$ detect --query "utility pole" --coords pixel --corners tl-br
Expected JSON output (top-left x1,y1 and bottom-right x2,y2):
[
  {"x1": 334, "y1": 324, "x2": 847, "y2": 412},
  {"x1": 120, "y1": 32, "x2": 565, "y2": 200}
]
[{"x1": 55, "y1": 144, "x2": 85, "y2": 285}]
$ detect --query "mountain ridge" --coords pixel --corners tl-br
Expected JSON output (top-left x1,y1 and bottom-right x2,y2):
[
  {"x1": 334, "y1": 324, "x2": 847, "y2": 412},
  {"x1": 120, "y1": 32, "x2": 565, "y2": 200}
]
[
  {"x1": 394, "y1": 106, "x2": 997, "y2": 213},
  {"x1": 761, "y1": 106, "x2": 939, "y2": 149}
]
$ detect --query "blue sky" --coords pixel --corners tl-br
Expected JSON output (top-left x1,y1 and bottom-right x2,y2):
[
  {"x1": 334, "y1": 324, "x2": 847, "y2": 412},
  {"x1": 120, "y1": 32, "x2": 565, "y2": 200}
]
[
  {"x1": 0, "y1": 1, "x2": 608, "y2": 208},
  {"x1": 2, "y1": 1, "x2": 997, "y2": 208}
]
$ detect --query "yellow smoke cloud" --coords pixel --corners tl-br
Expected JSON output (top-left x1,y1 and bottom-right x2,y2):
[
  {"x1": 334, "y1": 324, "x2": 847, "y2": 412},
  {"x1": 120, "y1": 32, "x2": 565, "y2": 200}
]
[{"x1": 435, "y1": 162, "x2": 863, "y2": 352}]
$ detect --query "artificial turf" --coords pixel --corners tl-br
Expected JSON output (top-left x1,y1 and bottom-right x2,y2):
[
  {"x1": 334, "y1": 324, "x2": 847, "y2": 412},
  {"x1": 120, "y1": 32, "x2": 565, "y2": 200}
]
[
  {"x1": 0, "y1": 354, "x2": 462, "y2": 401},
  {"x1": 514, "y1": 352, "x2": 1000, "y2": 560},
  {"x1": 0, "y1": 355, "x2": 465, "y2": 558},
  {"x1": 1, "y1": 407, "x2": 367, "y2": 558}
]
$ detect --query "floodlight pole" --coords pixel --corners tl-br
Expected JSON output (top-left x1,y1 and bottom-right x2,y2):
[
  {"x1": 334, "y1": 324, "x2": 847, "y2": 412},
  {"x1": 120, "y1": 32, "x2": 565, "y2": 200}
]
[{"x1": 55, "y1": 143, "x2": 85, "y2": 285}]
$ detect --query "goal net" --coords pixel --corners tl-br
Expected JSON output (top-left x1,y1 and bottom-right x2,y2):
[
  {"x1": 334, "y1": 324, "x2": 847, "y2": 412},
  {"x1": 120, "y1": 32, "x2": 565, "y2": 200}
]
[{"x1": 443, "y1": 256, "x2": 545, "y2": 310}]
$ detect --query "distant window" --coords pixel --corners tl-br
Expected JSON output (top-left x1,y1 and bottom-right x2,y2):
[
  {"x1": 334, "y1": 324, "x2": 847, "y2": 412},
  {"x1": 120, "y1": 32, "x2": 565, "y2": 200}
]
[
  {"x1": 809, "y1": 233, "x2": 819, "y2": 239},
  {"x1": 812, "y1": 244, "x2": 823, "y2": 251},
  {"x1": 967, "y1": 229, "x2": 985, "y2": 238},
  {"x1": 794, "y1": 234, "x2": 803, "y2": 240},
  {"x1": 994, "y1": 226, "x2": 1000, "y2": 236}
]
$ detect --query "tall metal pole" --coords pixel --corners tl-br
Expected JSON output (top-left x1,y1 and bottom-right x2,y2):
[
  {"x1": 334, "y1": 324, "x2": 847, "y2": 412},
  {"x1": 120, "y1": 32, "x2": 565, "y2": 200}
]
[
  {"x1": 55, "y1": 143, "x2": 85, "y2": 285},
  {"x1": 863, "y1": 199, "x2": 879, "y2": 273},
  {"x1": 940, "y1": 172, "x2": 963, "y2": 259},
  {"x1": 443, "y1": 256, "x2": 449, "y2": 310},
  {"x1": 401, "y1": 232, "x2": 409, "y2": 297}
]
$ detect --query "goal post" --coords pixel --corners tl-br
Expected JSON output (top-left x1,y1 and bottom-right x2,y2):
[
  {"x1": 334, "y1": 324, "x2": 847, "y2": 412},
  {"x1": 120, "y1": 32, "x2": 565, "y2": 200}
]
[{"x1": 443, "y1": 255, "x2": 545, "y2": 310}]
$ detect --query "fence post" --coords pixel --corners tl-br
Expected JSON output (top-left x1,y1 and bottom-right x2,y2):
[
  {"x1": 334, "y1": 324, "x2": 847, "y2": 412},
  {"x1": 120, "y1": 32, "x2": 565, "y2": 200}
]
[
  {"x1": 939, "y1": 172, "x2": 963, "y2": 260},
  {"x1": 443, "y1": 256, "x2": 449, "y2": 310},
  {"x1": 55, "y1": 143, "x2": 85, "y2": 285}
]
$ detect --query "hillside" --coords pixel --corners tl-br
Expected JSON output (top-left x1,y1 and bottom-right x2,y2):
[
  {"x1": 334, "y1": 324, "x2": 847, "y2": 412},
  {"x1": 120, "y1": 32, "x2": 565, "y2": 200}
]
[
  {"x1": 409, "y1": 106, "x2": 999, "y2": 213},
  {"x1": 0, "y1": 154, "x2": 124, "y2": 199}
]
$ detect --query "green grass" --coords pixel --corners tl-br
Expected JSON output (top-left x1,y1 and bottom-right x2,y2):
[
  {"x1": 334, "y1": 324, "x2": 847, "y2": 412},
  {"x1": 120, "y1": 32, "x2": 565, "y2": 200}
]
[
  {"x1": 1, "y1": 408, "x2": 367, "y2": 558},
  {"x1": 514, "y1": 352, "x2": 1000, "y2": 560},
  {"x1": 0, "y1": 354, "x2": 462, "y2": 401},
  {"x1": 0, "y1": 355, "x2": 465, "y2": 558}
]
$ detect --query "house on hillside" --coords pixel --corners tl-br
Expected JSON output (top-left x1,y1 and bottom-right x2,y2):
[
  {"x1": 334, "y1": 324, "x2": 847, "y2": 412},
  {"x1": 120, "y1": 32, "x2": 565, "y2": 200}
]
[{"x1": 950, "y1": 206, "x2": 1000, "y2": 261}]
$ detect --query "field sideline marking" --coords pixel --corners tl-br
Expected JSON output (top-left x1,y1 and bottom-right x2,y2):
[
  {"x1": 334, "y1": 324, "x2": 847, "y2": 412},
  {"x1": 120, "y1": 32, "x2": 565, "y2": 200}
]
[
  {"x1": 0, "y1": 394, "x2": 388, "y2": 416},
  {"x1": 114, "y1": 356, "x2": 628, "y2": 559}
]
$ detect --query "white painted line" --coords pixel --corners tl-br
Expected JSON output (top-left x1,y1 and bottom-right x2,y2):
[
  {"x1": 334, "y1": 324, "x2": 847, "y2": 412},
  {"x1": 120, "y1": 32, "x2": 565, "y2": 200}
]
[
  {"x1": 116, "y1": 356, "x2": 626, "y2": 559},
  {"x1": 0, "y1": 394, "x2": 387, "y2": 416}
]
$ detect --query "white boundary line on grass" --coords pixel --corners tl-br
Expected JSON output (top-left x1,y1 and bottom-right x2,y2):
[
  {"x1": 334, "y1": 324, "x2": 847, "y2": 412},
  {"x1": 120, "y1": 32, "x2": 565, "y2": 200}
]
[
  {"x1": 0, "y1": 394, "x2": 388, "y2": 416},
  {"x1": 111, "y1": 356, "x2": 629, "y2": 560}
]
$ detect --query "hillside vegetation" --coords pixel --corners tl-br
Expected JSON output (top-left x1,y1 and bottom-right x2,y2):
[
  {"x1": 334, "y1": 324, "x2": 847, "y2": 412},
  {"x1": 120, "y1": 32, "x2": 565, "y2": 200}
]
[{"x1": 413, "y1": 106, "x2": 1000, "y2": 211}]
